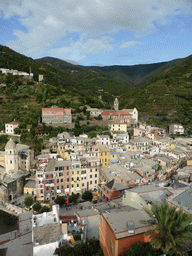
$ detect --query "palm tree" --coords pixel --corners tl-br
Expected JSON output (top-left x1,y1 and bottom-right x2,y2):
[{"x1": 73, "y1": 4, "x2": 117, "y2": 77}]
[{"x1": 144, "y1": 203, "x2": 192, "y2": 255}]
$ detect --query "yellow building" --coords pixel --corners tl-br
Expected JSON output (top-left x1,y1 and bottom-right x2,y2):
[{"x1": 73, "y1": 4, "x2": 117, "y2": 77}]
[
  {"x1": 98, "y1": 145, "x2": 110, "y2": 167},
  {"x1": 71, "y1": 161, "x2": 81, "y2": 195},
  {"x1": 147, "y1": 133, "x2": 154, "y2": 140},
  {"x1": 24, "y1": 179, "x2": 36, "y2": 196},
  {"x1": 168, "y1": 142, "x2": 175, "y2": 150},
  {"x1": 187, "y1": 158, "x2": 192, "y2": 166},
  {"x1": 109, "y1": 151, "x2": 119, "y2": 163}
]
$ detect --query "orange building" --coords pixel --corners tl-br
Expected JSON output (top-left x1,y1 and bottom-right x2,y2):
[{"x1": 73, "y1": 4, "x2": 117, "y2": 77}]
[{"x1": 100, "y1": 210, "x2": 151, "y2": 256}]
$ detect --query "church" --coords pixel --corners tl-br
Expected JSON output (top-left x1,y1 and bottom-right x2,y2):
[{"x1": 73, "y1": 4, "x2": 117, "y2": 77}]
[{"x1": 0, "y1": 139, "x2": 31, "y2": 202}]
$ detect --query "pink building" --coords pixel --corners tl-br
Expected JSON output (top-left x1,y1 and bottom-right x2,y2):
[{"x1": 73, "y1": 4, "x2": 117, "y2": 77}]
[{"x1": 101, "y1": 110, "x2": 131, "y2": 125}]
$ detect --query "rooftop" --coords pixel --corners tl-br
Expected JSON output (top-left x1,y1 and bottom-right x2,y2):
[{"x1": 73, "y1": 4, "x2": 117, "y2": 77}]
[
  {"x1": 167, "y1": 187, "x2": 192, "y2": 214},
  {"x1": 102, "y1": 210, "x2": 151, "y2": 239},
  {"x1": 33, "y1": 223, "x2": 62, "y2": 245}
]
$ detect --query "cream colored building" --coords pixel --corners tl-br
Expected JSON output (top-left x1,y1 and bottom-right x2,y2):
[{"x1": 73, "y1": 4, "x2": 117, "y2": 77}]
[
  {"x1": 109, "y1": 123, "x2": 127, "y2": 133},
  {"x1": 5, "y1": 138, "x2": 18, "y2": 177}
]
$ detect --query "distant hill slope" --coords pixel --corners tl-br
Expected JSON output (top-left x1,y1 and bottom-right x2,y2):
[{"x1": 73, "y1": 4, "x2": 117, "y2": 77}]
[
  {"x1": 37, "y1": 56, "x2": 185, "y2": 88},
  {"x1": 0, "y1": 45, "x2": 126, "y2": 103},
  {"x1": 120, "y1": 54, "x2": 192, "y2": 130}
]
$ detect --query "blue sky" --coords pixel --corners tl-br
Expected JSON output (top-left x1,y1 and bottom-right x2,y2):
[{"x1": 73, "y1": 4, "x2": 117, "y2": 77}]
[{"x1": 0, "y1": 0, "x2": 192, "y2": 66}]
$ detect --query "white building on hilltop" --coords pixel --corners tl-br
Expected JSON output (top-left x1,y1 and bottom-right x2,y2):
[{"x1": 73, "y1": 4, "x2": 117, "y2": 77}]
[{"x1": 5, "y1": 121, "x2": 20, "y2": 135}]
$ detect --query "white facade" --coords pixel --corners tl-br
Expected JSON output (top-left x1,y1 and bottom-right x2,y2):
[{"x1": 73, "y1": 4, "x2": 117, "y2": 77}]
[
  {"x1": 96, "y1": 135, "x2": 110, "y2": 146},
  {"x1": 5, "y1": 122, "x2": 19, "y2": 134},
  {"x1": 86, "y1": 108, "x2": 103, "y2": 117},
  {"x1": 0, "y1": 68, "x2": 33, "y2": 78},
  {"x1": 169, "y1": 124, "x2": 184, "y2": 135}
]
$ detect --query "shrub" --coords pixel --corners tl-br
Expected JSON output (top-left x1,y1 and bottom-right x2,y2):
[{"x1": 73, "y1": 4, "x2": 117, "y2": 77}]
[
  {"x1": 82, "y1": 191, "x2": 93, "y2": 201},
  {"x1": 24, "y1": 196, "x2": 34, "y2": 208}
]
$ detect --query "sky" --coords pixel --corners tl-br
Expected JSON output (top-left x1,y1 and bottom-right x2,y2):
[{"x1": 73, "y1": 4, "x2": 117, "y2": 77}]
[{"x1": 0, "y1": 0, "x2": 192, "y2": 66}]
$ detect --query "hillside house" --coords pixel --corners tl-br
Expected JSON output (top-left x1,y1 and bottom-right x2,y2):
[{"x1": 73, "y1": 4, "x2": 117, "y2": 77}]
[
  {"x1": 169, "y1": 124, "x2": 184, "y2": 135},
  {"x1": 42, "y1": 106, "x2": 72, "y2": 124},
  {"x1": 5, "y1": 121, "x2": 19, "y2": 134}
]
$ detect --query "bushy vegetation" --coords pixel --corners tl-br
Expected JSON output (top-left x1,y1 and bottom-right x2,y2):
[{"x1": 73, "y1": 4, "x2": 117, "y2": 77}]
[
  {"x1": 82, "y1": 191, "x2": 93, "y2": 201},
  {"x1": 24, "y1": 196, "x2": 34, "y2": 208},
  {"x1": 122, "y1": 242, "x2": 163, "y2": 256},
  {"x1": 56, "y1": 239, "x2": 103, "y2": 256},
  {"x1": 120, "y1": 55, "x2": 192, "y2": 131}
]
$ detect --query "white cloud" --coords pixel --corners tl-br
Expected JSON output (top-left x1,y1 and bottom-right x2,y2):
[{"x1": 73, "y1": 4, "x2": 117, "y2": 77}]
[
  {"x1": 48, "y1": 36, "x2": 114, "y2": 62},
  {"x1": 0, "y1": 0, "x2": 191, "y2": 58},
  {"x1": 120, "y1": 41, "x2": 140, "y2": 49}
]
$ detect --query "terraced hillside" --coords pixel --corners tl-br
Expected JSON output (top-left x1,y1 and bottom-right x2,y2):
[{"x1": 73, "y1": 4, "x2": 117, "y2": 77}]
[{"x1": 120, "y1": 55, "x2": 192, "y2": 131}]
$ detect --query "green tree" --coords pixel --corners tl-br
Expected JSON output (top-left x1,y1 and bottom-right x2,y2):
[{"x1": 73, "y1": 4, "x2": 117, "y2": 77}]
[
  {"x1": 82, "y1": 190, "x2": 93, "y2": 201},
  {"x1": 14, "y1": 128, "x2": 21, "y2": 134},
  {"x1": 0, "y1": 135, "x2": 8, "y2": 144},
  {"x1": 145, "y1": 203, "x2": 192, "y2": 255},
  {"x1": 69, "y1": 193, "x2": 78, "y2": 204},
  {"x1": 24, "y1": 196, "x2": 34, "y2": 208},
  {"x1": 32, "y1": 203, "x2": 42, "y2": 212},
  {"x1": 55, "y1": 196, "x2": 65, "y2": 207},
  {"x1": 40, "y1": 206, "x2": 50, "y2": 213}
]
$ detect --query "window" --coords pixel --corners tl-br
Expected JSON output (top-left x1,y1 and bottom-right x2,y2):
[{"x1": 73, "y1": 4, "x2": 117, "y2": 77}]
[
  {"x1": 90, "y1": 169, "x2": 92, "y2": 172},
  {"x1": 59, "y1": 173, "x2": 63, "y2": 176},
  {"x1": 95, "y1": 174, "x2": 97, "y2": 178},
  {"x1": 77, "y1": 171, "x2": 79, "y2": 174},
  {"x1": 57, "y1": 186, "x2": 59, "y2": 189},
  {"x1": 67, "y1": 185, "x2": 69, "y2": 188},
  {"x1": 46, "y1": 175, "x2": 48, "y2": 179},
  {"x1": 110, "y1": 240, "x2": 113, "y2": 253},
  {"x1": 90, "y1": 175, "x2": 92, "y2": 178},
  {"x1": 82, "y1": 183, "x2": 84, "y2": 186},
  {"x1": 61, "y1": 179, "x2": 63, "y2": 182},
  {"x1": 77, "y1": 177, "x2": 79, "y2": 180},
  {"x1": 71, "y1": 178, "x2": 74, "y2": 181},
  {"x1": 40, "y1": 190, "x2": 43, "y2": 194},
  {"x1": 51, "y1": 174, "x2": 53, "y2": 178},
  {"x1": 72, "y1": 171, "x2": 74, "y2": 175},
  {"x1": 77, "y1": 184, "x2": 79, "y2": 187},
  {"x1": 67, "y1": 172, "x2": 69, "y2": 175},
  {"x1": 67, "y1": 178, "x2": 69, "y2": 182},
  {"x1": 57, "y1": 179, "x2": 59, "y2": 183},
  {"x1": 61, "y1": 185, "x2": 63, "y2": 189},
  {"x1": 10, "y1": 160, "x2": 12, "y2": 164},
  {"x1": 95, "y1": 180, "x2": 97, "y2": 184},
  {"x1": 67, "y1": 166, "x2": 69, "y2": 170},
  {"x1": 72, "y1": 184, "x2": 74, "y2": 187},
  {"x1": 90, "y1": 181, "x2": 92, "y2": 184}
]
